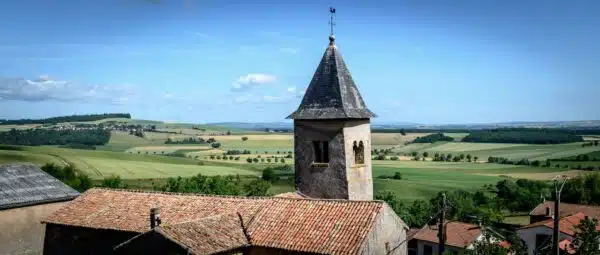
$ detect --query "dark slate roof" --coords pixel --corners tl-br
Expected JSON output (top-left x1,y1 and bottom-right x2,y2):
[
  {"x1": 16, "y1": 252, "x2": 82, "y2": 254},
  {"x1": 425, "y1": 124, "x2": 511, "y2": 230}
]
[
  {"x1": 287, "y1": 35, "x2": 376, "y2": 120},
  {"x1": 0, "y1": 163, "x2": 80, "y2": 210}
]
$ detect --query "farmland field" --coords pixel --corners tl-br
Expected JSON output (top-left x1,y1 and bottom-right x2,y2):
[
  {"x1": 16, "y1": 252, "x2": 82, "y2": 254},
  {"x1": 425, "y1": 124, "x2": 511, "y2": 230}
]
[
  {"x1": 392, "y1": 141, "x2": 600, "y2": 161},
  {"x1": 2, "y1": 125, "x2": 600, "y2": 202}
]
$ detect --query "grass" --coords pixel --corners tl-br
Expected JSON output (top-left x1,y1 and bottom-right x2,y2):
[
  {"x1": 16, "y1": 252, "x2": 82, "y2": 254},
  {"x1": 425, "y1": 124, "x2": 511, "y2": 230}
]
[
  {"x1": 392, "y1": 142, "x2": 600, "y2": 161},
  {"x1": 0, "y1": 146, "x2": 259, "y2": 180}
]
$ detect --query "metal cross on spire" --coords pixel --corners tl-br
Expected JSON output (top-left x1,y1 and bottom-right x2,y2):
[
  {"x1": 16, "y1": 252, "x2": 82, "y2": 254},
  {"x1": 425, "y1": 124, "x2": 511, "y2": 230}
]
[{"x1": 329, "y1": 7, "x2": 336, "y2": 36}]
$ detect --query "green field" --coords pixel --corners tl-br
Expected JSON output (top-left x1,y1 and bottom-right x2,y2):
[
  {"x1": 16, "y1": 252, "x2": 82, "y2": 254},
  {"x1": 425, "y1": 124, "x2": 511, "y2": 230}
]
[
  {"x1": 2, "y1": 123, "x2": 600, "y2": 202},
  {"x1": 393, "y1": 141, "x2": 600, "y2": 161}
]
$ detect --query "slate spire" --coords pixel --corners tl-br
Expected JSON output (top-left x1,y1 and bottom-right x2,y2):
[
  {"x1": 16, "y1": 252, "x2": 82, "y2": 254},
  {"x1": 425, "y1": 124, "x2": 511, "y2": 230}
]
[{"x1": 286, "y1": 34, "x2": 376, "y2": 120}]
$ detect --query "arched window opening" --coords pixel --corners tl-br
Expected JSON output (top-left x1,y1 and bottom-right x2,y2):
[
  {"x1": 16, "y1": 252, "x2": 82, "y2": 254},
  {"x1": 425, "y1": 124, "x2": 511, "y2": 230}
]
[{"x1": 354, "y1": 141, "x2": 365, "y2": 165}]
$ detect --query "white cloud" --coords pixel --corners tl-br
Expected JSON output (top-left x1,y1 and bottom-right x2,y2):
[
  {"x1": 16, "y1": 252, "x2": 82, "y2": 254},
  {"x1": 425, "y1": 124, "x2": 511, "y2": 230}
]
[
  {"x1": 0, "y1": 75, "x2": 135, "y2": 105},
  {"x1": 231, "y1": 73, "x2": 277, "y2": 91},
  {"x1": 163, "y1": 93, "x2": 174, "y2": 99}
]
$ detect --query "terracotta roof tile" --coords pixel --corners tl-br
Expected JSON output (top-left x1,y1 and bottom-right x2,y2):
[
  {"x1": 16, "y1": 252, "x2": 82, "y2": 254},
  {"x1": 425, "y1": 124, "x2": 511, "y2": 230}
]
[
  {"x1": 43, "y1": 188, "x2": 388, "y2": 254},
  {"x1": 530, "y1": 201, "x2": 600, "y2": 219},
  {"x1": 520, "y1": 212, "x2": 600, "y2": 236},
  {"x1": 411, "y1": 221, "x2": 482, "y2": 248},
  {"x1": 249, "y1": 198, "x2": 383, "y2": 254},
  {"x1": 158, "y1": 213, "x2": 249, "y2": 255}
]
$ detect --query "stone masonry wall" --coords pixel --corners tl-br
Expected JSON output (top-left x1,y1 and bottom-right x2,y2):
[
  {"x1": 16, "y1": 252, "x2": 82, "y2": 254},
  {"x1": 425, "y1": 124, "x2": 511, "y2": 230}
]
[
  {"x1": 294, "y1": 120, "x2": 348, "y2": 199},
  {"x1": 342, "y1": 119, "x2": 373, "y2": 200},
  {"x1": 0, "y1": 201, "x2": 70, "y2": 255},
  {"x1": 359, "y1": 205, "x2": 408, "y2": 255}
]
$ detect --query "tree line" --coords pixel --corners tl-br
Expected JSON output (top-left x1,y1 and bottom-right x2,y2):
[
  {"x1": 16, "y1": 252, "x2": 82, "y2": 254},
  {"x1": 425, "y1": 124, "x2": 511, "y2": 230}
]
[
  {"x1": 0, "y1": 128, "x2": 111, "y2": 146},
  {"x1": 488, "y1": 156, "x2": 600, "y2": 171},
  {"x1": 412, "y1": 133, "x2": 455, "y2": 143},
  {"x1": 0, "y1": 113, "x2": 131, "y2": 125},
  {"x1": 462, "y1": 128, "x2": 584, "y2": 144}
]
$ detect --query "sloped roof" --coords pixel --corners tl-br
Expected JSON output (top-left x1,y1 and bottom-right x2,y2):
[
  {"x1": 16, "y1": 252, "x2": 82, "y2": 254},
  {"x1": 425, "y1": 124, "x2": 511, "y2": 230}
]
[
  {"x1": 530, "y1": 201, "x2": 600, "y2": 219},
  {"x1": 411, "y1": 221, "x2": 483, "y2": 248},
  {"x1": 115, "y1": 213, "x2": 249, "y2": 255},
  {"x1": 0, "y1": 163, "x2": 80, "y2": 210},
  {"x1": 520, "y1": 212, "x2": 600, "y2": 236},
  {"x1": 287, "y1": 36, "x2": 376, "y2": 120},
  {"x1": 43, "y1": 188, "x2": 395, "y2": 254}
]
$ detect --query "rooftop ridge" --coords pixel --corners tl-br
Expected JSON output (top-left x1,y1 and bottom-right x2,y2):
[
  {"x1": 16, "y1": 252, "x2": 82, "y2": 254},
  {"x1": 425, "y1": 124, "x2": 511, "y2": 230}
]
[{"x1": 88, "y1": 187, "x2": 387, "y2": 204}]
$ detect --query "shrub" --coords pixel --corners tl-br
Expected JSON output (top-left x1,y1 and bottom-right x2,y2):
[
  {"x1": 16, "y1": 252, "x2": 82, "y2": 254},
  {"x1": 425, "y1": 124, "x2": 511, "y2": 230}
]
[{"x1": 246, "y1": 158, "x2": 253, "y2": 163}]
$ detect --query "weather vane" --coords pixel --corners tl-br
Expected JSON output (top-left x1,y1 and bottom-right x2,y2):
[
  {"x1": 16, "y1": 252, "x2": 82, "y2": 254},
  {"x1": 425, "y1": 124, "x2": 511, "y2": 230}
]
[{"x1": 329, "y1": 7, "x2": 336, "y2": 36}]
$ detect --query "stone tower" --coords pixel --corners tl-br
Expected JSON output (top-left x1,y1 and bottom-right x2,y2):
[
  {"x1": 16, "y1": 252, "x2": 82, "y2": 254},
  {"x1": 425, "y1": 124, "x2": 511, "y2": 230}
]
[{"x1": 287, "y1": 34, "x2": 376, "y2": 200}]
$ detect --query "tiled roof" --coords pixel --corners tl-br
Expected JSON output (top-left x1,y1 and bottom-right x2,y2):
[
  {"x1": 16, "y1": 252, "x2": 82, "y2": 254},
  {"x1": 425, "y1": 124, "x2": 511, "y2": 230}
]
[
  {"x1": 559, "y1": 239, "x2": 576, "y2": 254},
  {"x1": 0, "y1": 163, "x2": 80, "y2": 210},
  {"x1": 116, "y1": 213, "x2": 250, "y2": 255},
  {"x1": 411, "y1": 221, "x2": 482, "y2": 248},
  {"x1": 286, "y1": 36, "x2": 376, "y2": 120},
  {"x1": 43, "y1": 188, "x2": 390, "y2": 254},
  {"x1": 273, "y1": 191, "x2": 309, "y2": 199},
  {"x1": 530, "y1": 201, "x2": 600, "y2": 219},
  {"x1": 520, "y1": 212, "x2": 600, "y2": 236}
]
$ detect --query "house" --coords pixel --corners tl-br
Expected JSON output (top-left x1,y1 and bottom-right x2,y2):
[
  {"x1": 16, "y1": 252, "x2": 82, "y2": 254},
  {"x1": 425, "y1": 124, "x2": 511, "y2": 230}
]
[
  {"x1": 529, "y1": 201, "x2": 600, "y2": 224},
  {"x1": 0, "y1": 163, "x2": 80, "y2": 254},
  {"x1": 42, "y1": 188, "x2": 407, "y2": 255},
  {"x1": 517, "y1": 212, "x2": 600, "y2": 255},
  {"x1": 407, "y1": 221, "x2": 489, "y2": 255},
  {"x1": 40, "y1": 24, "x2": 409, "y2": 255}
]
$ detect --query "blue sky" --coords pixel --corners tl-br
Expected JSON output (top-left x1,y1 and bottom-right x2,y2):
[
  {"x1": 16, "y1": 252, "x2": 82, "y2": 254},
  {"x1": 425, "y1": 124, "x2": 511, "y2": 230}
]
[{"x1": 0, "y1": 0, "x2": 599, "y2": 124}]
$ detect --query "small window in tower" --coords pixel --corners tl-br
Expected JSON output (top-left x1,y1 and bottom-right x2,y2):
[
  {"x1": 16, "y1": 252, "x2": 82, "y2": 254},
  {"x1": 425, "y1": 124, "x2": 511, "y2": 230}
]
[
  {"x1": 312, "y1": 141, "x2": 329, "y2": 164},
  {"x1": 354, "y1": 141, "x2": 365, "y2": 165}
]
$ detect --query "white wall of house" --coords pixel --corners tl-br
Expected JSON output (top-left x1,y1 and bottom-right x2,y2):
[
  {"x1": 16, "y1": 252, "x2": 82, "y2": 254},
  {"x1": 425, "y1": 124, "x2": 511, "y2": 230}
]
[{"x1": 517, "y1": 226, "x2": 573, "y2": 255}]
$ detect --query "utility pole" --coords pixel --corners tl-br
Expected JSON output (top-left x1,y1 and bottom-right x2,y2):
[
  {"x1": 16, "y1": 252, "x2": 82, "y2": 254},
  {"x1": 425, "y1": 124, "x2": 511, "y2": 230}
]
[
  {"x1": 438, "y1": 193, "x2": 446, "y2": 255},
  {"x1": 552, "y1": 175, "x2": 568, "y2": 255}
]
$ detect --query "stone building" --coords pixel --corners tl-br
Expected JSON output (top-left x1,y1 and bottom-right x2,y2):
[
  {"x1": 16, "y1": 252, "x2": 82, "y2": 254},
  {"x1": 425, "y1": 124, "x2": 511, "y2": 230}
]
[
  {"x1": 0, "y1": 163, "x2": 79, "y2": 254},
  {"x1": 41, "y1": 31, "x2": 408, "y2": 254},
  {"x1": 42, "y1": 188, "x2": 407, "y2": 255},
  {"x1": 286, "y1": 34, "x2": 376, "y2": 201}
]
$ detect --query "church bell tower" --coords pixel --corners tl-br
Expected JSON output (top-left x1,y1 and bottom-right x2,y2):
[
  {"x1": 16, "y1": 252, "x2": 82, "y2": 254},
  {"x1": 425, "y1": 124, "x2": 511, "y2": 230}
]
[{"x1": 287, "y1": 9, "x2": 376, "y2": 200}]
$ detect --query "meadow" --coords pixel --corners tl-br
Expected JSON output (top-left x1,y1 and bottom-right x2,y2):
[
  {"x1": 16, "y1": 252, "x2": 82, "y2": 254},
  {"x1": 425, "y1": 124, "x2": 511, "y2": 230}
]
[{"x1": 1, "y1": 122, "x2": 599, "y2": 202}]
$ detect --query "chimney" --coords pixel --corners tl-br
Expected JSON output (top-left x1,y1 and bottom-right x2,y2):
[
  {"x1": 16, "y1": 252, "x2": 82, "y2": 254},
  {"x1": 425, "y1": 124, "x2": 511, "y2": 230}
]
[
  {"x1": 545, "y1": 207, "x2": 551, "y2": 217},
  {"x1": 150, "y1": 207, "x2": 161, "y2": 229}
]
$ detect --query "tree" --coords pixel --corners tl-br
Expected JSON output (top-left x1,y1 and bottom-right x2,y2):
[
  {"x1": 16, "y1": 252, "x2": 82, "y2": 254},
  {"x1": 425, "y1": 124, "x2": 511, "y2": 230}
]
[
  {"x1": 474, "y1": 156, "x2": 479, "y2": 163},
  {"x1": 211, "y1": 142, "x2": 221, "y2": 149},
  {"x1": 262, "y1": 168, "x2": 278, "y2": 182},
  {"x1": 595, "y1": 140, "x2": 599, "y2": 146},
  {"x1": 280, "y1": 158, "x2": 285, "y2": 163},
  {"x1": 400, "y1": 129, "x2": 406, "y2": 136},
  {"x1": 253, "y1": 158, "x2": 259, "y2": 163},
  {"x1": 241, "y1": 136, "x2": 248, "y2": 142},
  {"x1": 246, "y1": 158, "x2": 253, "y2": 163},
  {"x1": 573, "y1": 217, "x2": 600, "y2": 255},
  {"x1": 244, "y1": 179, "x2": 271, "y2": 196},
  {"x1": 466, "y1": 154, "x2": 472, "y2": 162},
  {"x1": 226, "y1": 130, "x2": 231, "y2": 135},
  {"x1": 423, "y1": 152, "x2": 429, "y2": 158},
  {"x1": 102, "y1": 175, "x2": 122, "y2": 188}
]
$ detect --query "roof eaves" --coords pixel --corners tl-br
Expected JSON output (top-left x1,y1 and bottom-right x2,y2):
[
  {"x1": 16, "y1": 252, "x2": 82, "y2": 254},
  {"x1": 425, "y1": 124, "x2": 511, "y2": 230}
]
[{"x1": 1, "y1": 194, "x2": 79, "y2": 211}]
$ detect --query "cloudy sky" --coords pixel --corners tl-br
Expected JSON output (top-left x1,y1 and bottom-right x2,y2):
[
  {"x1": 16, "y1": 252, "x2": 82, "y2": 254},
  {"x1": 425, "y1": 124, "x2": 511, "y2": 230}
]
[{"x1": 1, "y1": 0, "x2": 599, "y2": 124}]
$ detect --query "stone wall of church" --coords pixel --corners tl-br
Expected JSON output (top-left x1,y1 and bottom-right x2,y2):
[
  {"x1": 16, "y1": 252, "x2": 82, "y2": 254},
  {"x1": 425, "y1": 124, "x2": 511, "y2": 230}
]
[
  {"x1": 342, "y1": 119, "x2": 373, "y2": 200},
  {"x1": 359, "y1": 204, "x2": 408, "y2": 255},
  {"x1": 293, "y1": 120, "x2": 348, "y2": 199}
]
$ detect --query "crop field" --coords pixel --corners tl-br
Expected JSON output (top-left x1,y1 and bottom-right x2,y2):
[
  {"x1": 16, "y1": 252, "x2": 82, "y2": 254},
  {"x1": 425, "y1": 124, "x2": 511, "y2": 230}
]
[
  {"x1": 0, "y1": 146, "x2": 259, "y2": 180},
  {"x1": 125, "y1": 145, "x2": 212, "y2": 154},
  {"x1": 392, "y1": 142, "x2": 600, "y2": 161}
]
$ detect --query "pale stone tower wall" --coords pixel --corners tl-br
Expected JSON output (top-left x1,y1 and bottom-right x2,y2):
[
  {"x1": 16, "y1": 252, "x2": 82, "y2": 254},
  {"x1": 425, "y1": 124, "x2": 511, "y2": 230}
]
[{"x1": 343, "y1": 119, "x2": 373, "y2": 200}]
